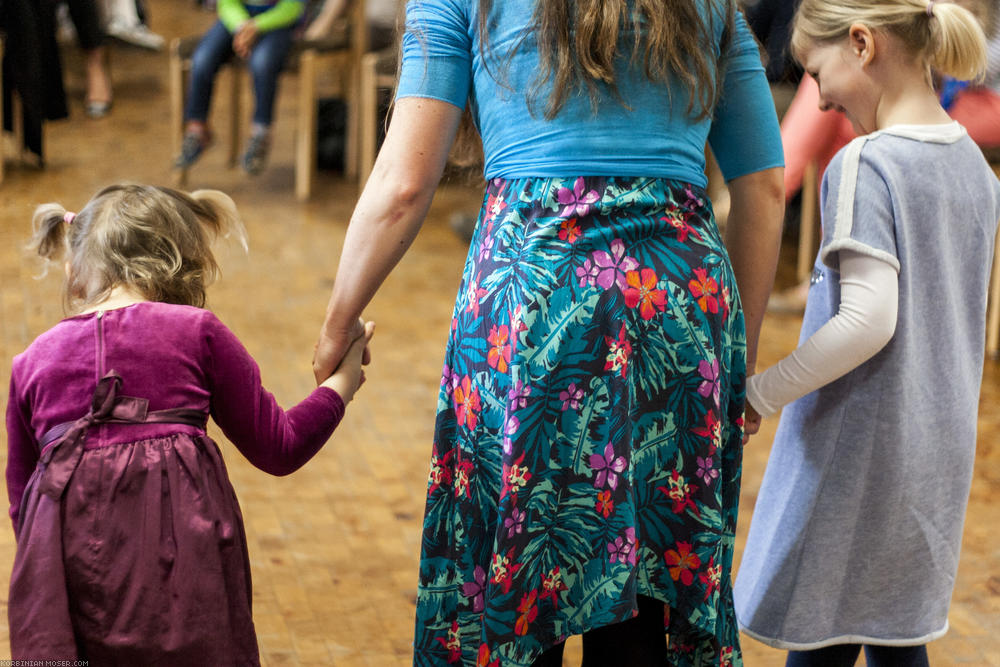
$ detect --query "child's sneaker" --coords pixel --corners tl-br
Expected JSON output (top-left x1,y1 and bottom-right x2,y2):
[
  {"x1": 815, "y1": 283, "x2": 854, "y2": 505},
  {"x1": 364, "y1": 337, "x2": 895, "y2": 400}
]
[
  {"x1": 174, "y1": 130, "x2": 212, "y2": 169},
  {"x1": 241, "y1": 132, "x2": 271, "y2": 176}
]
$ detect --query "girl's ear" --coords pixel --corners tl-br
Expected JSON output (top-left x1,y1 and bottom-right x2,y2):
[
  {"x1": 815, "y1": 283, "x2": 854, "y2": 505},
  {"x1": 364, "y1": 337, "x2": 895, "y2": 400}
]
[{"x1": 848, "y1": 23, "x2": 876, "y2": 67}]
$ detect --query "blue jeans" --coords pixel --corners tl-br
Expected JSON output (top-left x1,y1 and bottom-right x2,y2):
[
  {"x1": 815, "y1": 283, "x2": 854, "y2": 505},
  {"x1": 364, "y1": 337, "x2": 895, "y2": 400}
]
[
  {"x1": 184, "y1": 20, "x2": 294, "y2": 127},
  {"x1": 786, "y1": 644, "x2": 930, "y2": 667}
]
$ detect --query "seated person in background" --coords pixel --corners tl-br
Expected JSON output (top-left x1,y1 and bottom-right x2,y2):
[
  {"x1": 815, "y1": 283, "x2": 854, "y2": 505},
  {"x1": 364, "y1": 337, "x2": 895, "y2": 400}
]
[
  {"x1": 173, "y1": 0, "x2": 305, "y2": 176},
  {"x1": 303, "y1": 0, "x2": 398, "y2": 50}
]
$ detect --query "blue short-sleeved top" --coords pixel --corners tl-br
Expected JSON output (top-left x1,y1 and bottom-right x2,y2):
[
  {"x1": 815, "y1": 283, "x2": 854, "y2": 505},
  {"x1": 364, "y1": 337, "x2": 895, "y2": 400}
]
[{"x1": 397, "y1": 0, "x2": 784, "y2": 184}]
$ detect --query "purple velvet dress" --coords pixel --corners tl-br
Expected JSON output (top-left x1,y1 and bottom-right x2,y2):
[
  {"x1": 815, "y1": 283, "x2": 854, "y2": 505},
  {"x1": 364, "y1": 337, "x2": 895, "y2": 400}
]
[{"x1": 5, "y1": 302, "x2": 345, "y2": 664}]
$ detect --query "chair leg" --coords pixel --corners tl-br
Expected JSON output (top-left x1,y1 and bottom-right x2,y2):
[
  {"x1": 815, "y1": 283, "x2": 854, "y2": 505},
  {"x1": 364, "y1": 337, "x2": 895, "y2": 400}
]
[
  {"x1": 0, "y1": 38, "x2": 4, "y2": 185},
  {"x1": 987, "y1": 233, "x2": 1000, "y2": 359},
  {"x1": 168, "y1": 38, "x2": 186, "y2": 161},
  {"x1": 358, "y1": 51, "x2": 379, "y2": 189},
  {"x1": 296, "y1": 48, "x2": 318, "y2": 201},
  {"x1": 797, "y1": 161, "x2": 819, "y2": 283},
  {"x1": 228, "y1": 65, "x2": 243, "y2": 168}
]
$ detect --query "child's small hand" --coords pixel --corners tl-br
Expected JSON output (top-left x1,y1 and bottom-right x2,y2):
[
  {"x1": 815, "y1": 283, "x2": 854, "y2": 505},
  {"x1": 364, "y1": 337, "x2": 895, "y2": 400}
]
[
  {"x1": 320, "y1": 320, "x2": 374, "y2": 403},
  {"x1": 742, "y1": 401, "x2": 762, "y2": 446},
  {"x1": 233, "y1": 22, "x2": 259, "y2": 59}
]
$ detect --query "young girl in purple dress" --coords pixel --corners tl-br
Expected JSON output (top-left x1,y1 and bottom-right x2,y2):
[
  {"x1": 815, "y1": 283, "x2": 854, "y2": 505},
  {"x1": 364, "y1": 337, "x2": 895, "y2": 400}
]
[{"x1": 6, "y1": 183, "x2": 373, "y2": 664}]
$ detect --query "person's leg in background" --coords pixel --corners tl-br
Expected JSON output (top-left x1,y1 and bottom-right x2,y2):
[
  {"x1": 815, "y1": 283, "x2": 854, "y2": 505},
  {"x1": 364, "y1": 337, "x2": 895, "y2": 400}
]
[
  {"x1": 63, "y1": 0, "x2": 113, "y2": 117},
  {"x1": 101, "y1": 0, "x2": 164, "y2": 51},
  {"x1": 175, "y1": 21, "x2": 233, "y2": 168},
  {"x1": 242, "y1": 26, "x2": 294, "y2": 175}
]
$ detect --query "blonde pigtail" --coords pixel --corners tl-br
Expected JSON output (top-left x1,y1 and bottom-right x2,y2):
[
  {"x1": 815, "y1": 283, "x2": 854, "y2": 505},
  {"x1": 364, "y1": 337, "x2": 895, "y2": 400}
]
[
  {"x1": 28, "y1": 203, "x2": 73, "y2": 278},
  {"x1": 190, "y1": 189, "x2": 249, "y2": 254}
]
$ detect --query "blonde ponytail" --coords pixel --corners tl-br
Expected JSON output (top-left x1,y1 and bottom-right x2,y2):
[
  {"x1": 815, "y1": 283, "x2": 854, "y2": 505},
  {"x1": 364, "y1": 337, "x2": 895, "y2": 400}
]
[
  {"x1": 792, "y1": 0, "x2": 988, "y2": 82},
  {"x1": 928, "y1": 1, "x2": 988, "y2": 81}
]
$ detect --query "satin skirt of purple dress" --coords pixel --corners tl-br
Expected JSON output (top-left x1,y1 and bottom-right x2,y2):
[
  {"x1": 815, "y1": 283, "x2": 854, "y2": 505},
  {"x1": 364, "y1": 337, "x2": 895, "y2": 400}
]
[{"x1": 10, "y1": 432, "x2": 260, "y2": 666}]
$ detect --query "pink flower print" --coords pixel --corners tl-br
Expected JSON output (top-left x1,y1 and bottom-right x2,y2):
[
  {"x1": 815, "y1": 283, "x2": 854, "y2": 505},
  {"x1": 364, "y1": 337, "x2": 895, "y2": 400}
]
[
  {"x1": 721, "y1": 282, "x2": 732, "y2": 319},
  {"x1": 539, "y1": 567, "x2": 567, "y2": 608},
  {"x1": 559, "y1": 382, "x2": 584, "y2": 411},
  {"x1": 435, "y1": 621, "x2": 462, "y2": 663},
  {"x1": 576, "y1": 257, "x2": 601, "y2": 288},
  {"x1": 454, "y1": 458, "x2": 474, "y2": 499},
  {"x1": 454, "y1": 375, "x2": 482, "y2": 430},
  {"x1": 465, "y1": 272, "x2": 489, "y2": 318},
  {"x1": 509, "y1": 305, "x2": 527, "y2": 354},
  {"x1": 595, "y1": 489, "x2": 614, "y2": 517},
  {"x1": 501, "y1": 452, "x2": 532, "y2": 500},
  {"x1": 427, "y1": 446, "x2": 454, "y2": 496},
  {"x1": 699, "y1": 557, "x2": 722, "y2": 601},
  {"x1": 514, "y1": 589, "x2": 539, "y2": 636},
  {"x1": 660, "y1": 212, "x2": 701, "y2": 243},
  {"x1": 691, "y1": 410, "x2": 721, "y2": 454},
  {"x1": 664, "y1": 541, "x2": 702, "y2": 586},
  {"x1": 657, "y1": 470, "x2": 699, "y2": 516},
  {"x1": 556, "y1": 177, "x2": 600, "y2": 217},
  {"x1": 590, "y1": 239, "x2": 639, "y2": 290},
  {"x1": 689, "y1": 267, "x2": 719, "y2": 314},
  {"x1": 719, "y1": 646, "x2": 735, "y2": 667},
  {"x1": 486, "y1": 190, "x2": 507, "y2": 222},
  {"x1": 508, "y1": 380, "x2": 531, "y2": 409},
  {"x1": 502, "y1": 415, "x2": 520, "y2": 455},
  {"x1": 487, "y1": 325, "x2": 511, "y2": 374},
  {"x1": 696, "y1": 455, "x2": 719, "y2": 485},
  {"x1": 490, "y1": 549, "x2": 523, "y2": 594},
  {"x1": 504, "y1": 506, "x2": 526, "y2": 538},
  {"x1": 697, "y1": 359, "x2": 721, "y2": 408},
  {"x1": 558, "y1": 218, "x2": 581, "y2": 243},
  {"x1": 461, "y1": 565, "x2": 487, "y2": 613},
  {"x1": 589, "y1": 442, "x2": 627, "y2": 490},
  {"x1": 623, "y1": 267, "x2": 667, "y2": 320},
  {"x1": 603, "y1": 324, "x2": 632, "y2": 379},
  {"x1": 607, "y1": 526, "x2": 638, "y2": 566},
  {"x1": 478, "y1": 234, "x2": 495, "y2": 261}
]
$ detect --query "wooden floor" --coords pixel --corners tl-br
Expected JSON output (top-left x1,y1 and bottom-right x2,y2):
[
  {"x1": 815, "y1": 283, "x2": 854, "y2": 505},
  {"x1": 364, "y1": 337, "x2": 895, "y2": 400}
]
[{"x1": 0, "y1": 2, "x2": 997, "y2": 664}]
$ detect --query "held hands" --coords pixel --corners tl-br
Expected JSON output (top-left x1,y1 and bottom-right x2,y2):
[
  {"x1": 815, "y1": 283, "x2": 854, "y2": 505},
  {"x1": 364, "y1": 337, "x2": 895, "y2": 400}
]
[
  {"x1": 742, "y1": 400, "x2": 762, "y2": 446},
  {"x1": 233, "y1": 22, "x2": 259, "y2": 59},
  {"x1": 313, "y1": 316, "x2": 369, "y2": 384},
  {"x1": 319, "y1": 320, "x2": 375, "y2": 404}
]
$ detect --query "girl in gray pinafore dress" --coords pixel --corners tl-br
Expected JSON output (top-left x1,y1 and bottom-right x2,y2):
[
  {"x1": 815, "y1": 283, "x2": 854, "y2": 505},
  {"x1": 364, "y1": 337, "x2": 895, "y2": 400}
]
[{"x1": 734, "y1": 1, "x2": 1000, "y2": 665}]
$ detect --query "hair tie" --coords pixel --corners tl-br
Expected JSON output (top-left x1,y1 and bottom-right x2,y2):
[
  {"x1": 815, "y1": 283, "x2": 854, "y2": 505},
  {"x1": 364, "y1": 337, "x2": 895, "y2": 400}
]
[
  {"x1": 63, "y1": 211, "x2": 76, "y2": 225},
  {"x1": 926, "y1": 1, "x2": 935, "y2": 17}
]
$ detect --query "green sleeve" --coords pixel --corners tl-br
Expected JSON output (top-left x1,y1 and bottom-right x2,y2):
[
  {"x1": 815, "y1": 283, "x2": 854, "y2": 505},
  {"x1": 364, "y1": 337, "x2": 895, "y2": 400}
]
[
  {"x1": 252, "y1": 0, "x2": 305, "y2": 34},
  {"x1": 217, "y1": 0, "x2": 251, "y2": 33}
]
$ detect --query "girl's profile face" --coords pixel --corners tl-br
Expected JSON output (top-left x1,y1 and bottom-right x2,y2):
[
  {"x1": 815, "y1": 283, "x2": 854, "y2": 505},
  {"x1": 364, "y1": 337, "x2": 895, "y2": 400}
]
[{"x1": 800, "y1": 37, "x2": 879, "y2": 135}]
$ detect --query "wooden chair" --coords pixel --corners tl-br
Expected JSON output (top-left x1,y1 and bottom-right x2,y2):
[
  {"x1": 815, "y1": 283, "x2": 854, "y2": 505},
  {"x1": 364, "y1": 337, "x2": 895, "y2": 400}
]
[
  {"x1": 984, "y1": 146, "x2": 1000, "y2": 359},
  {"x1": 169, "y1": 1, "x2": 368, "y2": 200},
  {"x1": 358, "y1": 46, "x2": 396, "y2": 185}
]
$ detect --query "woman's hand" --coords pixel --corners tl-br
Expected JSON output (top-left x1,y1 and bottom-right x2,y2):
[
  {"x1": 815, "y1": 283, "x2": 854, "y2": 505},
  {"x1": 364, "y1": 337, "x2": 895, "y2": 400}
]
[
  {"x1": 314, "y1": 317, "x2": 367, "y2": 384},
  {"x1": 320, "y1": 320, "x2": 375, "y2": 403}
]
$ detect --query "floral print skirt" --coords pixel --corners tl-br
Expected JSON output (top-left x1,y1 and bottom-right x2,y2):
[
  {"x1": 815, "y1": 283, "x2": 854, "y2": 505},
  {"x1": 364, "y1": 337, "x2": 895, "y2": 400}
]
[{"x1": 413, "y1": 176, "x2": 746, "y2": 667}]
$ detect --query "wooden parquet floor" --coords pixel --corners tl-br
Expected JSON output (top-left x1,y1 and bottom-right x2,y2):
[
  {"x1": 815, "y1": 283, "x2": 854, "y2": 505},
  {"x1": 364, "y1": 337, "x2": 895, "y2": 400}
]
[{"x1": 0, "y1": 2, "x2": 997, "y2": 664}]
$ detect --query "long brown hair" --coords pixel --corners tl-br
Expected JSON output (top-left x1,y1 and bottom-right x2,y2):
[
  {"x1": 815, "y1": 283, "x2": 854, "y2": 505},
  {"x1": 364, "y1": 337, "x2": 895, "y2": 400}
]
[{"x1": 477, "y1": 0, "x2": 735, "y2": 120}]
